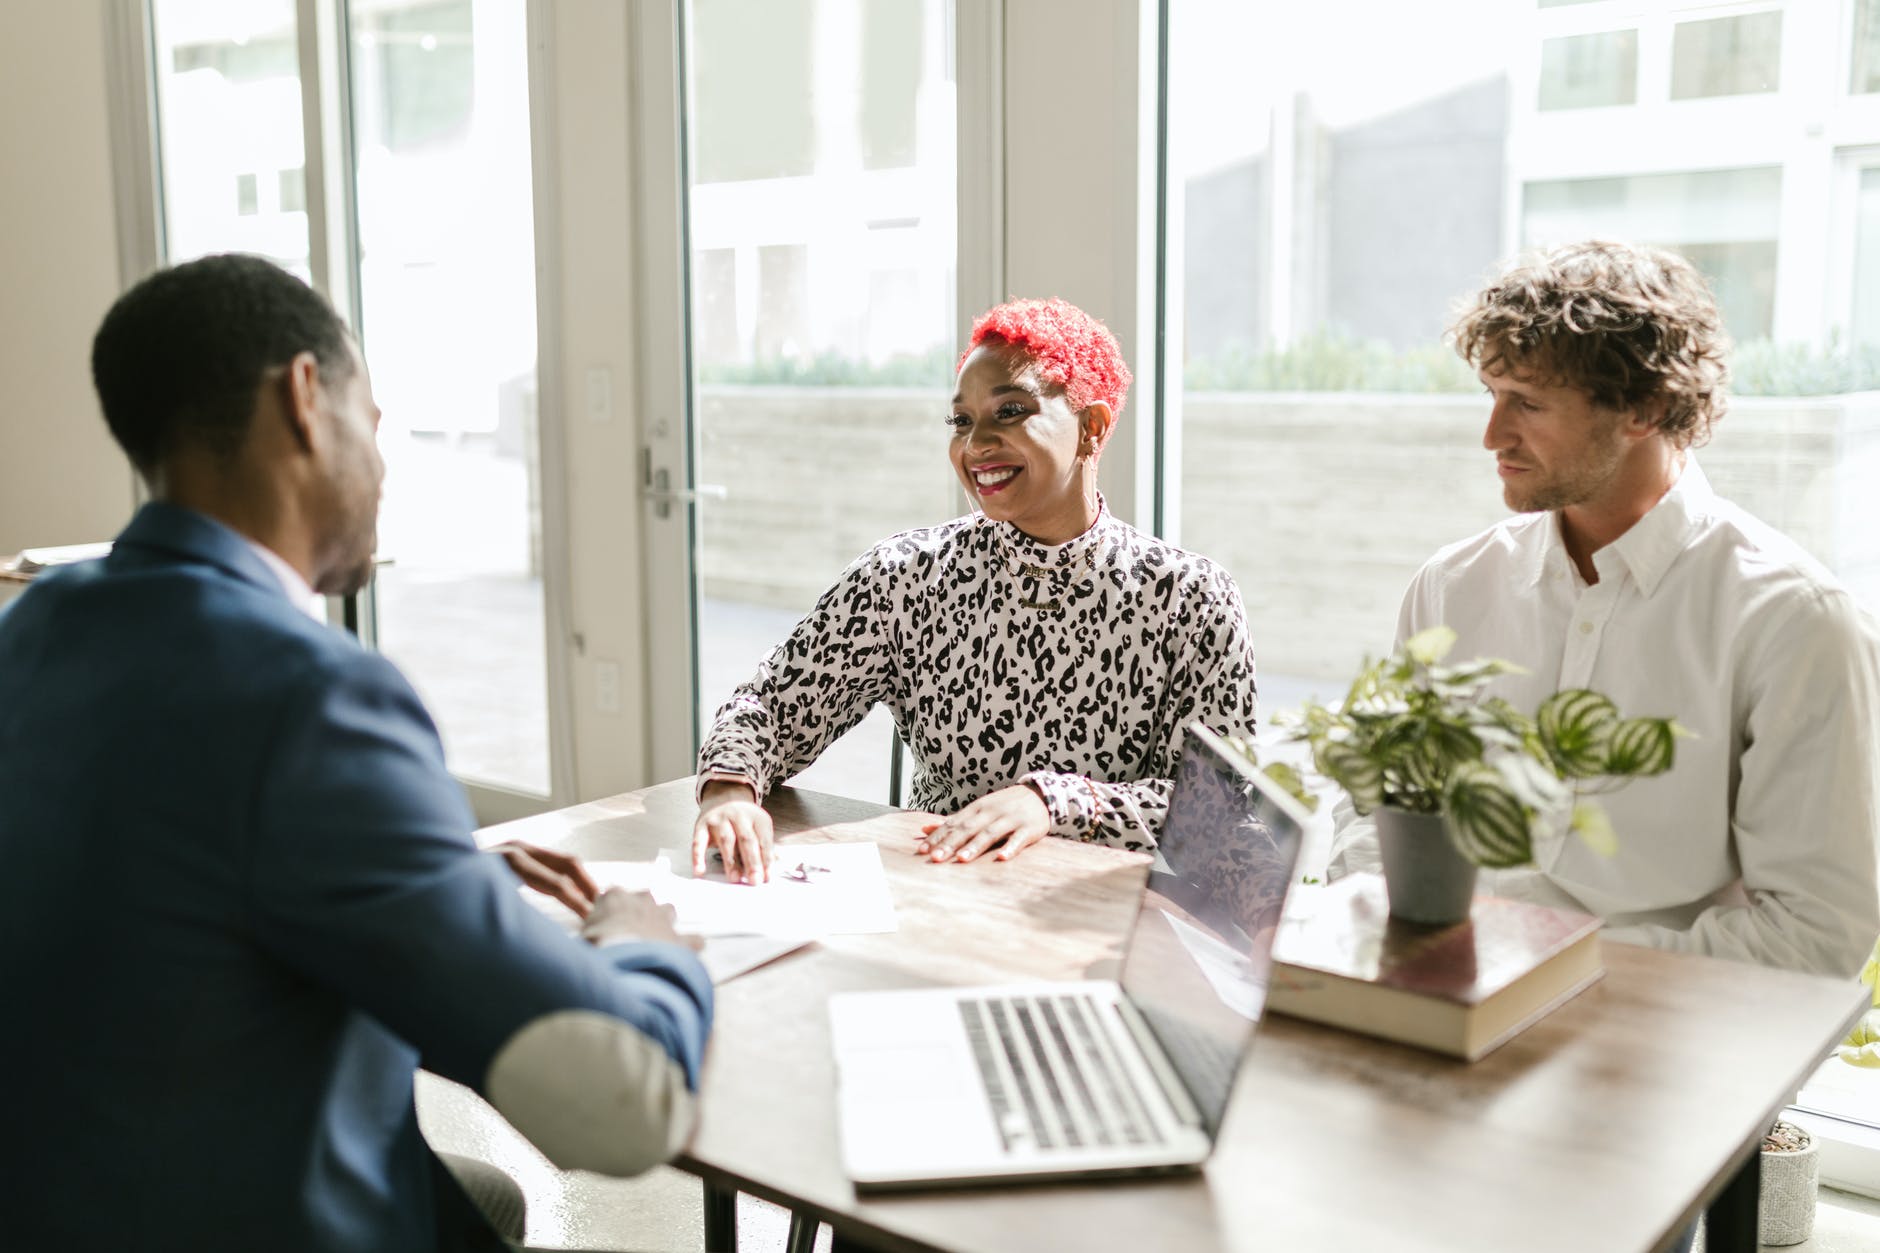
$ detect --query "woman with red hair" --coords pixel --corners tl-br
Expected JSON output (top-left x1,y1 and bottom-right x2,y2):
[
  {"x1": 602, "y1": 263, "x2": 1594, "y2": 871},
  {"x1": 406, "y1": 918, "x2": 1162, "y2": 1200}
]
[{"x1": 692, "y1": 297, "x2": 1257, "y2": 878}]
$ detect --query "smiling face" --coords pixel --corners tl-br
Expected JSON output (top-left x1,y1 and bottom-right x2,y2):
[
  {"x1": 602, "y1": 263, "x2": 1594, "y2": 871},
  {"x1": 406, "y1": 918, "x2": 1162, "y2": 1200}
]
[
  {"x1": 948, "y1": 343, "x2": 1103, "y2": 544},
  {"x1": 1479, "y1": 364, "x2": 1630, "y2": 515}
]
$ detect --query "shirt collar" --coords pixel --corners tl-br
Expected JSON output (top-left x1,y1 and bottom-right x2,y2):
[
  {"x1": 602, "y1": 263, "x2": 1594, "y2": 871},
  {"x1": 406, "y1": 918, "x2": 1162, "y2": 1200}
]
[
  {"x1": 1599, "y1": 458, "x2": 1711, "y2": 598},
  {"x1": 991, "y1": 492, "x2": 1113, "y2": 570},
  {"x1": 241, "y1": 538, "x2": 326, "y2": 619},
  {"x1": 1522, "y1": 459, "x2": 1711, "y2": 597}
]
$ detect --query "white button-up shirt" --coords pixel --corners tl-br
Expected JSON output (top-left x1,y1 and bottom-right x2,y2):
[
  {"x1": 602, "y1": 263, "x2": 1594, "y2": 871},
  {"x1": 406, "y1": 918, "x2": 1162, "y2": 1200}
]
[{"x1": 1332, "y1": 462, "x2": 1880, "y2": 976}]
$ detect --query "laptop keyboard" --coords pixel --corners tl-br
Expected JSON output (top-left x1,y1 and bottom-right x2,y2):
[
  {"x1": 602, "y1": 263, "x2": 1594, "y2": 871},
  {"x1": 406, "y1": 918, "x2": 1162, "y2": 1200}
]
[{"x1": 957, "y1": 993, "x2": 1169, "y2": 1153}]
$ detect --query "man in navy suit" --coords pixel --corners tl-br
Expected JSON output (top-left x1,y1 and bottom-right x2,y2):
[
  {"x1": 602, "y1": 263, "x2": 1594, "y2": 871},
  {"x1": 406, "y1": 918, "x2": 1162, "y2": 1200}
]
[{"x1": 0, "y1": 254, "x2": 713, "y2": 1251}]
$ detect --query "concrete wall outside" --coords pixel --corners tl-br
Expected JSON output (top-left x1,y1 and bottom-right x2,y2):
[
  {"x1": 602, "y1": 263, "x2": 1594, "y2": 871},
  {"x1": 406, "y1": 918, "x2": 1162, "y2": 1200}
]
[{"x1": 697, "y1": 385, "x2": 1880, "y2": 695}]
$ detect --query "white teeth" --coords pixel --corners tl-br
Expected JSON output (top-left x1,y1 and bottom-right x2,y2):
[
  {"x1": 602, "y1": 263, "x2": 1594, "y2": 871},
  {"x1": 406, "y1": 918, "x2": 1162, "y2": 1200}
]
[{"x1": 974, "y1": 467, "x2": 1018, "y2": 486}]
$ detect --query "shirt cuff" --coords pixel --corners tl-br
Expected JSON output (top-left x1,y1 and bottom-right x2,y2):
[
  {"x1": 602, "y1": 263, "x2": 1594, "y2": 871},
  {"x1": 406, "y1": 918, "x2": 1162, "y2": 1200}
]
[
  {"x1": 1021, "y1": 770, "x2": 1100, "y2": 841},
  {"x1": 695, "y1": 770, "x2": 761, "y2": 805}
]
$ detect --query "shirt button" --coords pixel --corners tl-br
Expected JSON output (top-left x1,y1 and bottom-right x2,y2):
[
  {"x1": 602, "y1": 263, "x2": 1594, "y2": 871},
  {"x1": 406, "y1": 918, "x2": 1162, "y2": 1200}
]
[{"x1": 1579, "y1": 621, "x2": 1594, "y2": 635}]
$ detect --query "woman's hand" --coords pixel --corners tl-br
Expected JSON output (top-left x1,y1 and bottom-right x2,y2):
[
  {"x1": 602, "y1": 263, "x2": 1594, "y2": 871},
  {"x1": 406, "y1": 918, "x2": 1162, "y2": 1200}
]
[
  {"x1": 489, "y1": 839, "x2": 601, "y2": 916},
  {"x1": 693, "y1": 779, "x2": 776, "y2": 884},
  {"x1": 916, "y1": 784, "x2": 1052, "y2": 863}
]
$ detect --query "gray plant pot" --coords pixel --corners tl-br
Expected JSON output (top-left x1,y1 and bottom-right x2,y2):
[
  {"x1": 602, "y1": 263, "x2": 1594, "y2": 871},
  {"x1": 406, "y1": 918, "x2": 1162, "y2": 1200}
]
[
  {"x1": 1375, "y1": 806, "x2": 1479, "y2": 926},
  {"x1": 1760, "y1": 1131, "x2": 1820, "y2": 1246}
]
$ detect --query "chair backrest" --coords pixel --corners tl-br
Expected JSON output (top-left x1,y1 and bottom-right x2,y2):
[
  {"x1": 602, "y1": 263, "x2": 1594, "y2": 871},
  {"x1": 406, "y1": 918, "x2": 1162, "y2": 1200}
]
[{"x1": 887, "y1": 732, "x2": 906, "y2": 808}]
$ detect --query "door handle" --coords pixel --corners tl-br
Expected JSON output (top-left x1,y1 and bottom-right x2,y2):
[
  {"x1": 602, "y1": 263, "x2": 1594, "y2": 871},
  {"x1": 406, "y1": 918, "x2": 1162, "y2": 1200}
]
[{"x1": 644, "y1": 465, "x2": 728, "y2": 518}]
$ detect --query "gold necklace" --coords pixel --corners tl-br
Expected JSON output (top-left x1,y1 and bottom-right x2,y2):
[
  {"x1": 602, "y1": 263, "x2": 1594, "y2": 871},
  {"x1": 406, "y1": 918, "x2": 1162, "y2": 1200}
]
[{"x1": 991, "y1": 524, "x2": 1100, "y2": 611}]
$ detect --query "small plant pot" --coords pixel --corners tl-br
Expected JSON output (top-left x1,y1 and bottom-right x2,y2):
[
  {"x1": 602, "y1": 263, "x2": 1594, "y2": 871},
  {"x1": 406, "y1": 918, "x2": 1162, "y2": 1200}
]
[
  {"x1": 1759, "y1": 1121, "x2": 1819, "y2": 1246},
  {"x1": 1375, "y1": 807, "x2": 1478, "y2": 926}
]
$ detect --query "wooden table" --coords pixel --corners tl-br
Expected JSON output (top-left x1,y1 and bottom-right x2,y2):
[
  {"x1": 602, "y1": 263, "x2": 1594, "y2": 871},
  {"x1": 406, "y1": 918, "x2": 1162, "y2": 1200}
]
[{"x1": 480, "y1": 780, "x2": 1867, "y2": 1253}]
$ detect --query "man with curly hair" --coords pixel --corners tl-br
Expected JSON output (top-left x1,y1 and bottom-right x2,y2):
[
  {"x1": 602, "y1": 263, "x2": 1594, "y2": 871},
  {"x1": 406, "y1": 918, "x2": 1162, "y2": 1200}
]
[{"x1": 1331, "y1": 240, "x2": 1880, "y2": 978}]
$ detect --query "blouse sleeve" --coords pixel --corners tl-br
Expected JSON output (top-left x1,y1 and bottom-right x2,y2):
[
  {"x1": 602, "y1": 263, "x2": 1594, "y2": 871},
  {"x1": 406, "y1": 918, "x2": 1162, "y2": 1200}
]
[
  {"x1": 695, "y1": 549, "x2": 897, "y2": 801},
  {"x1": 1021, "y1": 568, "x2": 1259, "y2": 851}
]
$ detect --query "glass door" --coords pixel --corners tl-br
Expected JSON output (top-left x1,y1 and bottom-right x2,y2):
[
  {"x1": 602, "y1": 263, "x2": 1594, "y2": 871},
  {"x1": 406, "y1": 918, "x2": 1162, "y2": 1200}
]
[
  {"x1": 148, "y1": 0, "x2": 564, "y2": 813},
  {"x1": 655, "y1": 0, "x2": 963, "y2": 802},
  {"x1": 343, "y1": 0, "x2": 557, "y2": 805}
]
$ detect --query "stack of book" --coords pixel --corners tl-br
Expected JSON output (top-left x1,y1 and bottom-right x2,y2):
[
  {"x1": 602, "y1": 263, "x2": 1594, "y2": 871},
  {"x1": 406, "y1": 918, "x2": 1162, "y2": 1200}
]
[{"x1": 1267, "y1": 874, "x2": 1603, "y2": 1061}]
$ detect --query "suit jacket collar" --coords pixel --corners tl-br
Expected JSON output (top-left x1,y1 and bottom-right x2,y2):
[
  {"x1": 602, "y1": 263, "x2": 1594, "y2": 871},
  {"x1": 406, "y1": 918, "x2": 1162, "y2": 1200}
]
[{"x1": 112, "y1": 502, "x2": 286, "y2": 600}]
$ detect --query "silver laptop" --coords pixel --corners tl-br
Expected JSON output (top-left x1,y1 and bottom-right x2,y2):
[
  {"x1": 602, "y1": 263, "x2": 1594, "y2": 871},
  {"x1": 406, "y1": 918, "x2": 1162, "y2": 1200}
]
[{"x1": 829, "y1": 723, "x2": 1311, "y2": 1189}]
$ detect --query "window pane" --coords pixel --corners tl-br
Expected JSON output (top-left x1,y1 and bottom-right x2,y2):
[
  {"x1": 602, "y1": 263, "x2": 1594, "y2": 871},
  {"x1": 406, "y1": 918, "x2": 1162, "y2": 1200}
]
[
  {"x1": 1857, "y1": 169, "x2": 1880, "y2": 350},
  {"x1": 1857, "y1": 0, "x2": 1880, "y2": 94},
  {"x1": 1670, "y1": 12, "x2": 1781, "y2": 100},
  {"x1": 1539, "y1": 29, "x2": 1637, "y2": 110},
  {"x1": 1168, "y1": 0, "x2": 1870, "y2": 748},
  {"x1": 348, "y1": 0, "x2": 549, "y2": 795},
  {"x1": 860, "y1": 0, "x2": 922, "y2": 170},
  {"x1": 149, "y1": 0, "x2": 308, "y2": 272},
  {"x1": 688, "y1": 0, "x2": 956, "y2": 803},
  {"x1": 1167, "y1": 0, "x2": 1879, "y2": 1176},
  {"x1": 1524, "y1": 168, "x2": 1781, "y2": 340},
  {"x1": 691, "y1": 0, "x2": 816, "y2": 183}
]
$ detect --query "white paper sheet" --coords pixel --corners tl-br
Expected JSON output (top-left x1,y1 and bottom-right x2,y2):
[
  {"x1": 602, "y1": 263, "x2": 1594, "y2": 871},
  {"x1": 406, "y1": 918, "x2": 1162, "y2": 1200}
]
[
  {"x1": 523, "y1": 855, "x2": 814, "y2": 984},
  {"x1": 583, "y1": 856, "x2": 676, "y2": 895},
  {"x1": 1162, "y1": 909, "x2": 1267, "y2": 1022},
  {"x1": 658, "y1": 842, "x2": 898, "y2": 938},
  {"x1": 693, "y1": 934, "x2": 813, "y2": 983}
]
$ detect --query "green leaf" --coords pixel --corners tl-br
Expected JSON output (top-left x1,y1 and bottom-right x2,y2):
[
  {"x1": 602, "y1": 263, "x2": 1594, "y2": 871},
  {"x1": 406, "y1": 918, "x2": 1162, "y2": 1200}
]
[
  {"x1": 1537, "y1": 689, "x2": 1619, "y2": 778},
  {"x1": 1443, "y1": 762, "x2": 1535, "y2": 868},
  {"x1": 1602, "y1": 717, "x2": 1679, "y2": 777},
  {"x1": 1404, "y1": 625, "x2": 1457, "y2": 667},
  {"x1": 1571, "y1": 801, "x2": 1618, "y2": 858},
  {"x1": 1317, "y1": 740, "x2": 1383, "y2": 814},
  {"x1": 1487, "y1": 750, "x2": 1570, "y2": 813},
  {"x1": 1259, "y1": 762, "x2": 1320, "y2": 812}
]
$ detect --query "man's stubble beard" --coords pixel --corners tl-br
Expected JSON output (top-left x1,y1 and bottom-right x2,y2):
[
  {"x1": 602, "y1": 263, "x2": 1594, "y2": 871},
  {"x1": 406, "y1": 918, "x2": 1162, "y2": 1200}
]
[{"x1": 1503, "y1": 425, "x2": 1626, "y2": 515}]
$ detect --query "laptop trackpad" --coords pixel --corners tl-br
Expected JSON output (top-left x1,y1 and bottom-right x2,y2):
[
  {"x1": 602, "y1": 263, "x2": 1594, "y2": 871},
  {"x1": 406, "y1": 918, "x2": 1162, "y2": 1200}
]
[{"x1": 838, "y1": 1044, "x2": 956, "y2": 1091}]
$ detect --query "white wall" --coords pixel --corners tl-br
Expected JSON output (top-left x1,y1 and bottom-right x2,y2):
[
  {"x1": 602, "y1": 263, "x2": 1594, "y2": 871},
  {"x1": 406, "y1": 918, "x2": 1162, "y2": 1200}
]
[{"x1": 0, "y1": 1, "x2": 138, "y2": 555}]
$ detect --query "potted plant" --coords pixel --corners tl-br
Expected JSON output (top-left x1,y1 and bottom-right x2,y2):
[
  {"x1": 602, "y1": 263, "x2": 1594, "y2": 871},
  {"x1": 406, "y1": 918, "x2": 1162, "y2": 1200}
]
[{"x1": 1253, "y1": 625, "x2": 1684, "y2": 925}]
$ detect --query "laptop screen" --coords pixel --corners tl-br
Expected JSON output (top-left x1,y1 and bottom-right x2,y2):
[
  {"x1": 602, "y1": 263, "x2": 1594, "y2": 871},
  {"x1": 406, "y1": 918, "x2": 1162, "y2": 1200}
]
[{"x1": 1116, "y1": 724, "x2": 1308, "y2": 1137}]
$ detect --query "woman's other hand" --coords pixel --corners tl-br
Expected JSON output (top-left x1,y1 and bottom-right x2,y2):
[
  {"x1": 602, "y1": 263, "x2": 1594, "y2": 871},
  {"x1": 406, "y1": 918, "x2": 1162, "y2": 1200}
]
[
  {"x1": 693, "y1": 779, "x2": 776, "y2": 884},
  {"x1": 916, "y1": 784, "x2": 1051, "y2": 863},
  {"x1": 490, "y1": 839, "x2": 601, "y2": 917}
]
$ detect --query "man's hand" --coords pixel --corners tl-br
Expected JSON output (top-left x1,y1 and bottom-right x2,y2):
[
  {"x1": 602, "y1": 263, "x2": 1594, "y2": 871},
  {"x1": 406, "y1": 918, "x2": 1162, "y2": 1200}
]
[
  {"x1": 692, "y1": 779, "x2": 775, "y2": 884},
  {"x1": 490, "y1": 839, "x2": 600, "y2": 917},
  {"x1": 581, "y1": 888, "x2": 703, "y2": 951},
  {"x1": 916, "y1": 784, "x2": 1052, "y2": 864}
]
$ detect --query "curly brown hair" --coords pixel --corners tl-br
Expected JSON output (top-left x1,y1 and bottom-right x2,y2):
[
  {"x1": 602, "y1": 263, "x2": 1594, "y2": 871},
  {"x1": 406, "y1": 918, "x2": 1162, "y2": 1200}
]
[{"x1": 1449, "y1": 241, "x2": 1731, "y2": 448}]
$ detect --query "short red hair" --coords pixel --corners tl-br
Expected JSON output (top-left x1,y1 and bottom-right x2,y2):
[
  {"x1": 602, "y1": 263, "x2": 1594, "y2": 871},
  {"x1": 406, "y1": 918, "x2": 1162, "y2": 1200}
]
[{"x1": 963, "y1": 297, "x2": 1132, "y2": 419}]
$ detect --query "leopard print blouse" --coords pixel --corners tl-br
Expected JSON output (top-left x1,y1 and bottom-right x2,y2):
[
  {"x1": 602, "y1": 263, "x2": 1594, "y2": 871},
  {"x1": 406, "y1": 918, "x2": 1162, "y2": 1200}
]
[{"x1": 697, "y1": 502, "x2": 1259, "y2": 851}]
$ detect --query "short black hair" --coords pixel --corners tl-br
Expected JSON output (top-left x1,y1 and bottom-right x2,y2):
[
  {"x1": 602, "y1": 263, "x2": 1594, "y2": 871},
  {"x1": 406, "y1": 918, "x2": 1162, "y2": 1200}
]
[{"x1": 90, "y1": 253, "x2": 354, "y2": 472}]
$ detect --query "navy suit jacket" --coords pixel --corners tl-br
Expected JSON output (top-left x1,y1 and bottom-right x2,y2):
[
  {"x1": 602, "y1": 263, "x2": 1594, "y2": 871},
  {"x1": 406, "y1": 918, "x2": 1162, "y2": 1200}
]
[{"x1": 0, "y1": 503, "x2": 712, "y2": 1251}]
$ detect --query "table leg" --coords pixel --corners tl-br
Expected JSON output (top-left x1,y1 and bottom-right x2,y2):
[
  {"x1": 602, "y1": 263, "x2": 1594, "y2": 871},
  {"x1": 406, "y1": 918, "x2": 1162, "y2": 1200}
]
[
  {"x1": 1703, "y1": 1143, "x2": 1760, "y2": 1253},
  {"x1": 785, "y1": 1211, "x2": 821, "y2": 1253},
  {"x1": 703, "y1": 1181, "x2": 738, "y2": 1252}
]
